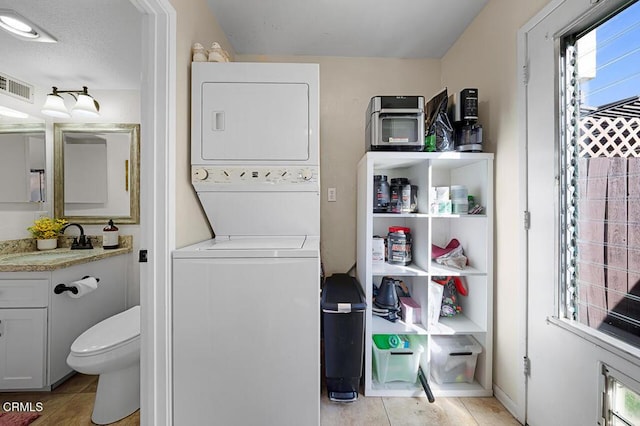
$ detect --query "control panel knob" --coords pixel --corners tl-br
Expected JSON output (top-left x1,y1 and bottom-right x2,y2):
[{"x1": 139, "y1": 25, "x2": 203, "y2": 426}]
[
  {"x1": 301, "y1": 169, "x2": 313, "y2": 181},
  {"x1": 193, "y1": 168, "x2": 209, "y2": 180}
]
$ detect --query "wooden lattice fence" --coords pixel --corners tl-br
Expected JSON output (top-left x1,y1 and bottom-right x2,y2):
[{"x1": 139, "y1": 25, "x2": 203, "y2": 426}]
[{"x1": 579, "y1": 117, "x2": 640, "y2": 158}]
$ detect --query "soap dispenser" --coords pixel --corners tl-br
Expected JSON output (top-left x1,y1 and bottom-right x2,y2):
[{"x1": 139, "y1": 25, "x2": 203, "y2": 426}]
[{"x1": 103, "y1": 219, "x2": 119, "y2": 249}]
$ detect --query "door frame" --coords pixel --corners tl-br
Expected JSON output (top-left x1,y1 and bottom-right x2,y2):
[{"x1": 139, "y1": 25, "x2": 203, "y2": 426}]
[
  {"x1": 130, "y1": 0, "x2": 176, "y2": 425},
  {"x1": 517, "y1": 3, "x2": 566, "y2": 422}
]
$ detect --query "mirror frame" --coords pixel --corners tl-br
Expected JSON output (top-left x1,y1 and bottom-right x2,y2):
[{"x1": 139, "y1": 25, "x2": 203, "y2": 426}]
[{"x1": 54, "y1": 123, "x2": 140, "y2": 224}]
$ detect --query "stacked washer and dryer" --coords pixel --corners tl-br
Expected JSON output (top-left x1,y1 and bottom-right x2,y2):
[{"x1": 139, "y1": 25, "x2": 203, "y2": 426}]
[{"x1": 172, "y1": 62, "x2": 320, "y2": 425}]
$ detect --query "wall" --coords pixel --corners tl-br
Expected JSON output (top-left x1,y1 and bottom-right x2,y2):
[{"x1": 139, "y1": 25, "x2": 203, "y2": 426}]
[
  {"x1": 171, "y1": 0, "x2": 235, "y2": 248},
  {"x1": 440, "y1": 0, "x2": 548, "y2": 412}
]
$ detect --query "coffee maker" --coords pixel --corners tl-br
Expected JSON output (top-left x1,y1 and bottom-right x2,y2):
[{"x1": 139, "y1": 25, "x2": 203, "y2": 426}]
[{"x1": 449, "y1": 88, "x2": 483, "y2": 152}]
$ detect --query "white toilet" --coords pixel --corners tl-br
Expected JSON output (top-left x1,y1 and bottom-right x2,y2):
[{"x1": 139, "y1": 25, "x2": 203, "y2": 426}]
[{"x1": 67, "y1": 305, "x2": 140, "y2": 425}]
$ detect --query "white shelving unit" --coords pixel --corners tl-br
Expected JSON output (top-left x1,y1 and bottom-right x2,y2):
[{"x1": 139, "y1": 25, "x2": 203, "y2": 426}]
[{"x1": 356, "y1": 151, "x2": 494, "y2": 398}]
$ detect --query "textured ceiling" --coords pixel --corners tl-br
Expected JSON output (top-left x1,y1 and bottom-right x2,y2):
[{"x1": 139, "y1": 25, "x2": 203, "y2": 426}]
[
  {"x1": 206, "y1": 0, "x2": 488, "y2": 58},
  {"x1": 0, "y1": 0, "x2": 488, "y2": 95},
  {"x1": 0, "y1": 0, "x2": 142, "y2": 92}
]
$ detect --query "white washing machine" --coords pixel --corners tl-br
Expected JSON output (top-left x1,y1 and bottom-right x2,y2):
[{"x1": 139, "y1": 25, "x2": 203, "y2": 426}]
[
  {"x1": 172, "y1": 236, "x2": 320, "y2": 425},
  {"x1": 173, "y1": 62, "x2": 320, "y2": 425}
]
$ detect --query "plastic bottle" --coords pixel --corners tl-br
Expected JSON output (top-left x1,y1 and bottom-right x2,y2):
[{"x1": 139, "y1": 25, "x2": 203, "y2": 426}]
[
  {"x1": 387, "y1": 226, "x2": 412, "y2": 265},
  {"x1": 102, "y1": 219, "x2": 119, "y2": 249},
  {"x1": 373, "y1": 175, "x2": 390, "y2": 213},
  {"x1": 389, "y1": 178, "x2": 408, "y2": 213}
]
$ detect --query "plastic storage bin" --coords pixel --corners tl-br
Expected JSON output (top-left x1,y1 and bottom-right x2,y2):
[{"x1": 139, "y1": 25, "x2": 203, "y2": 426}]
[
  {"x1": 430, "y1": 334, "x2": 482, "y2": 384},
  {"x1": 372, "y1": 335, "x2": 424, "y2": 383},
  {"x1": 321, "y1": 274, "x2": 366, "y2": 402}
]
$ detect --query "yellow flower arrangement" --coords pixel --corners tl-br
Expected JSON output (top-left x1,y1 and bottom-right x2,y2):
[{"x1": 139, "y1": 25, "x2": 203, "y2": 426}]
[{"x1": 27, "y1": 216, "x2": 68, "y2": 240}]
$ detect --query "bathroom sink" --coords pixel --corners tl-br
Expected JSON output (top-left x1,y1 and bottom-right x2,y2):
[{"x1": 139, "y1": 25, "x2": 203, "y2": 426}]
[
  {"x1": 0, "y1": 242, "x2": 130, "y2": 272},
  {"x1": 0, "y1": 250, "x2": 90, "y2": 265}
]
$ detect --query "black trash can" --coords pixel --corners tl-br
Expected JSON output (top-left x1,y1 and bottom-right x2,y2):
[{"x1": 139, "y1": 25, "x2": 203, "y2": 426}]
[{"x1": 321, "y1": 273, "x2": 366, "y2": 402}]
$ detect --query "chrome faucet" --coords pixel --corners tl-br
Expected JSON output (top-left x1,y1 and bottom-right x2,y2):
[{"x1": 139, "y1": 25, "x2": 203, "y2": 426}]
[{"x1": 62, "y1": 223, "x2": 93, "y2": 250}]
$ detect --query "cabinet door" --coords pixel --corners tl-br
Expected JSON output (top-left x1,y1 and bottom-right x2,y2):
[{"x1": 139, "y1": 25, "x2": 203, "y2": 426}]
[{"x1": 0, "y1": 308, "x2": 46, "y2": 389}]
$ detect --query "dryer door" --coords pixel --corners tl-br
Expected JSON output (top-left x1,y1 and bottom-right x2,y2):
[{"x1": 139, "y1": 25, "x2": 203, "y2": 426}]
[{"x1": 200, "y1": 82, "x2": 309, "y2": 161}]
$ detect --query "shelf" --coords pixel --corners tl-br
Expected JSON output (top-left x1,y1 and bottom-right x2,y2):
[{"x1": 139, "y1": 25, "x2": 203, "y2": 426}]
[
  {"x1": 372, "y1": 262, "x2": 428, "y2": 277},
  {"x1": 373, "y1": 213, "x2": 430, "y2": 219},
  {"x1": 367, "y1": 378, "x2": 493, "y2": 398},
  {"x1": 369, "y1": 313, "x2": 484, "y2": 335},
  {"x1": 358, "y1": 152, "x2": 494, "y2": 399},
  {"x1": 368, "y1": 379, "x2": 424, "y2": 397},
  {"x1": 431, "y1": 214, "x2": 487, "y2": 219},
  {"x1": 374, "y1": 213, "x2": 487, "y2": 219},
  {"x1": 371, "y1": 311, "x2": 485, "y2": 335},
  {"x1": 429, "y1": 315, "x2": 485, "y2": 335},
  {"x1": 429, "y1": 380, "x2": 494, "y2": 398},
  {"x1": 371, "y1": 315, "x2": 428, "y2": 335},
  {"x1": 429, "y1": 262, "x2": 485, "y2": 276},
  {"x1": 367, "y1": 151, "x2": 494, "y2": 170}
]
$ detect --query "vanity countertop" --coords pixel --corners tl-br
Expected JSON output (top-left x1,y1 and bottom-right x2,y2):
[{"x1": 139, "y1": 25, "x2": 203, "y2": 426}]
[{"x1": 0, "y1": 236, "x2": 133, "y2": 272}]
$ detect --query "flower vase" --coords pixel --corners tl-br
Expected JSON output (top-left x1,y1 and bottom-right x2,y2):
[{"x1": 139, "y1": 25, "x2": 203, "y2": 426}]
[{"x1": 37, "y1": 238, "x2": 58, "y2": 250}]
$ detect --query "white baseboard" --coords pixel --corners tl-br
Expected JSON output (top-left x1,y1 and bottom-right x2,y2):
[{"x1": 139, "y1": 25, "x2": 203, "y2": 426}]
[{"x1": 493, "y1": 384, "x2": 524, "y2": 425}]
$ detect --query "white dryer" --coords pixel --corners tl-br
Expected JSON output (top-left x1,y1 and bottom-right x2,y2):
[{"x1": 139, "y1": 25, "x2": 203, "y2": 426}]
[{"x1": 173, "y1": 62, "x2": 320, "y2": 425}]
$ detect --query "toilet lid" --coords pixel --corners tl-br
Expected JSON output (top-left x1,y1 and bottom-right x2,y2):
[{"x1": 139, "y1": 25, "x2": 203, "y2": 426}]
[{"x1": 71, "y1": 305, "x2": 140, "y2": 355}]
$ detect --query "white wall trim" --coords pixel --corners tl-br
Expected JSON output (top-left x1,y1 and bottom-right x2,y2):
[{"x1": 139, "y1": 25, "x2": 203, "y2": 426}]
[
  {"x1": 516, "y1": 1, "x2": 566, "y2": 423},
  {"x1": 493, "y1": 383, "x2": 519, "y2": 421},
  {"x1": 132, "y1": 0, "x2": 176, "y2": 425}
]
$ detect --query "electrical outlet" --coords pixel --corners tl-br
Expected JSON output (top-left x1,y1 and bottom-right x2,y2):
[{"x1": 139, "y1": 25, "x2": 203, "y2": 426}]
[{"x1": 328, "y1": 187, "x2": 337, "y2": 202}]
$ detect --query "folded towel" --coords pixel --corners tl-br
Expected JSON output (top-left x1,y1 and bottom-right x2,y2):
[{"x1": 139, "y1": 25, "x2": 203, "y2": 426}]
[{"x1": 68, "y1": 276, "x2": 98, "y2": 298}]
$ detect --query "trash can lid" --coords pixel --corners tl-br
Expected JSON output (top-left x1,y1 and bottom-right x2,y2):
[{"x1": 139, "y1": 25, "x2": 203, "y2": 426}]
[{"x1": 321, "y1": 273, "x2": 366, "y2": 312}]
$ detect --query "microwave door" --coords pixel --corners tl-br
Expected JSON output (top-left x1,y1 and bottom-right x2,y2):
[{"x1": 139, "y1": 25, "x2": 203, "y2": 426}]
[{"x1": 380, "y1": 115, "x2": 421, "y2": 144}]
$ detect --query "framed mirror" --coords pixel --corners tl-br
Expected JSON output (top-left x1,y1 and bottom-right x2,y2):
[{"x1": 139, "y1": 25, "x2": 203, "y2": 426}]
[
  {"x1": 0, "y1": 123, "x2": 46, "y2": 204},
  {"x1": 54, "y1": 123, "x2": 140, "y2": 224}
]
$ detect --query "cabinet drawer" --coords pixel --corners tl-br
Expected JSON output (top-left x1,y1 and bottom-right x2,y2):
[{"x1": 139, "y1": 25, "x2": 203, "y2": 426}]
[{"x1": 0, "y1": 279, "x2": 49, "y2": 308}]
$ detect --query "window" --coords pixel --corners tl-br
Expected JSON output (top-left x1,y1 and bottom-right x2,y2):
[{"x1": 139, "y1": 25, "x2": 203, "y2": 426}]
[
  {"x1": 562, "y1": 0, "x2": 640, "y2": 348},
  {"x1": 602, "y1": 364, "x2": 640, "y2": 425}
]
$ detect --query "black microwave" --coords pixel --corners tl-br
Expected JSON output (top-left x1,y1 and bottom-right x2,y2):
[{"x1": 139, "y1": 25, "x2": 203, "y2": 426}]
[{"x1": 365, "y1": 96, "x2": 425, "y2": 151}]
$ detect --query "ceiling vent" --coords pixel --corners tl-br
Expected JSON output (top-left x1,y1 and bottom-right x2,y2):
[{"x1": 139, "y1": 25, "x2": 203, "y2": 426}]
[{"x1": 0, "y1": 72, "x2": 34, "y2": 103}]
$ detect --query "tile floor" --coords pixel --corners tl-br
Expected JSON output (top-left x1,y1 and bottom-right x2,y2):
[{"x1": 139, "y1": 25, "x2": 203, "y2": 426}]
[
  {"x1": 0, "y1": 374, "x2": 520, "y2": 425},
  {"x1": 320, "y1": 387, "x2": 521, "y2": 426},
  {"x1": 0, "y1": 374, "x2": 138, "y2": 425}
]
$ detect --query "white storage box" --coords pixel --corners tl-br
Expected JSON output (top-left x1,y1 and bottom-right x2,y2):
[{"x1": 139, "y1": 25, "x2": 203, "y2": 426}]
[
  {"x1": 430, "y1": 334, "x2": 482, "y2": 384},
  {"x1": 372, "y1": 336, "x2": 424, "y2": 383}
]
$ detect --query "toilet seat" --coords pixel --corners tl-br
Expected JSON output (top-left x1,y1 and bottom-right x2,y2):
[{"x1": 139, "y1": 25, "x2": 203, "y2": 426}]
[{"x1": 71, "y1": 306, "x2": 140, "y2": 357}]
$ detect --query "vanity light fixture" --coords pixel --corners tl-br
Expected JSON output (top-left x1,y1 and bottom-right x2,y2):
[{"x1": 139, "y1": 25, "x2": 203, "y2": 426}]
[
  {"x1": 41, "y1": 86, "x2": 100, "y2": 118},
  {"x1": 0, "y1": 9, "x2": 57, "y2": 43}
]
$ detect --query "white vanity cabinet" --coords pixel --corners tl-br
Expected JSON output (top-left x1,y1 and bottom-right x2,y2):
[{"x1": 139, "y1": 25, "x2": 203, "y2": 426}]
[
  {"x1": 0, "y1": 254, "x2": 128, "y2": 390},
  {"x1": 356, "y1": 151, "x2": 494, "y2": 398},
  {"x1": 0, "y1": 279, "x2": 48, "y2": 389}
]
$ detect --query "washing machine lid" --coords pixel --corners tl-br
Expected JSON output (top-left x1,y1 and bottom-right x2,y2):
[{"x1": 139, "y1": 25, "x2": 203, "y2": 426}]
[
  {"x1": 202, "y1": 235, "x2": 305, "y2": 250},
  {"x1": 173, "y1": 235, "x2": 319, "y2": 259},
  {"x1": 71, "y1": 305, "x2": 140, "y2": 355}
]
